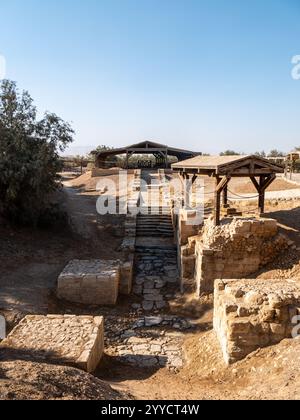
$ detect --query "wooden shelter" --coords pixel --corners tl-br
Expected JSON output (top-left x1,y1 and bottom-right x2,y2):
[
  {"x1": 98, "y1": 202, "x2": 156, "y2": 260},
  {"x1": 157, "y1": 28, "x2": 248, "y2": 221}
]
[
  {"x1": 172, "y1": 155, "x2": 284, "y2": 226},
  {"x1": 95, "y1": 140, "x2": 199, "y2": 169}
]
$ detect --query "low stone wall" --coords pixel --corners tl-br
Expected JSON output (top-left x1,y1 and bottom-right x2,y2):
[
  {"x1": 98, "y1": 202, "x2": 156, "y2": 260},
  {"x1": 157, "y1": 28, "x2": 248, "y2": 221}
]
[
  {"x1": 214, "y1": 278, "x2": 300, "y2": 364},
  {"x1": 0, "y1": 315, "x2": 104, "y2": 373},
  {"x1": 120, "y1": 169, "x2": 140, "y2": 252},
  {"x1": 194, "y1": 217, "x2": 291, "y2": 295},
  {"x1": 57, "y1": 260, "x2": 120, "y2": 305}
]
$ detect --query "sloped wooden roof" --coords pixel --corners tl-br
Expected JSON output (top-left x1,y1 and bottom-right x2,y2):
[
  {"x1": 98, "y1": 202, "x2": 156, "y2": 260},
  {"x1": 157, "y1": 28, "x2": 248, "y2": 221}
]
[
  {"x1": 172, "y1": 155, "x2": 284, "y2": 176},
  {"x1": 95, "y1": 140, "x2": 199, "y2": 159}
]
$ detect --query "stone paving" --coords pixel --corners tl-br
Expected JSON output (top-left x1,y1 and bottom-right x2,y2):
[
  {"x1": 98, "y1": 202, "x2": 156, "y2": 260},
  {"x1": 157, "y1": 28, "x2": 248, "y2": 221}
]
[
  {"x1": 134, "y1": 246, "x2": 179, "y2": 311},
  {"x1": 106, "y1": 315, "x2": 195, "y2": 371},
  {"x1": 1, "y1": 315, "x2": 104, "y2": 373}
]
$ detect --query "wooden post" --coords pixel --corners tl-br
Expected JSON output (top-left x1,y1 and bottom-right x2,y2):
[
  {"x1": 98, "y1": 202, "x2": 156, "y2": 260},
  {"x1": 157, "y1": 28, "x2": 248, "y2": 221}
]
[
  {"x1": 223, "y1": 185, "x2": 228, "y2": 207},
  {"x1": 250, "y1": 174, "x2": 276, "y2": 215},
  {"x1": 214, "y1": 175, "x2": 231, "y2": 226},
  {"x1": 259, "y1": 176, "x2": 265, "y2": 214},
  {"x1": 214, "y1": 176, "x2": 221, "y2": 226},
  {"x1": 184, "y1": 173, "x2": 191, "y2": 208}
]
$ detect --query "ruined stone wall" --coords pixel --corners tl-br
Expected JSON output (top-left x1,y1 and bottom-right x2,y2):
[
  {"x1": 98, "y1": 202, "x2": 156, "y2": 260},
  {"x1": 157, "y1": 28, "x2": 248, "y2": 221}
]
[
  {"x1": 173, "y1": 209, "x2": 203, "y2": 292},
  {"x1": 214, "y1": 278, "x2": 300, "y2": 364},
  {"x1": 194, "y1": 217, "x2": 290, "y2": 295},
  {"x1": 180, "y1": 236, "x2": 198, "y2": 293}
]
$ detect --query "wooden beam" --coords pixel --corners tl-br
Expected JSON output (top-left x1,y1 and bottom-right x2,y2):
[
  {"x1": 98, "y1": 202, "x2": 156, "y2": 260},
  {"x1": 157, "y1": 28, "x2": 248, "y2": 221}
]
[
  {"x1": 214, "y1": 177, "x2": 221, "y2": 226},
  {"x1": 250, "y1": 176, "x2": 260, "y2": 192},
  {"x1": 259, "y1": 174, "x2": 276, "y2": 213},
  {"x1": 191, "y1": 174, "x2": 197, "y2": 185},
  {"x1": 223, "y1": 185, "x2": 228, "y2": 206},
  {"x1": 259, "y1": 176, "x2": 266, "y2": 213},
  {"x1": 261, "y1": 174, "x2": 276, "y2": 191},
  {"x1": 214, "y1": 175, "x2": 231, "y2": 226},
  {"x1": 216, "y1": 175, "x2": 231, "y2": 193}
]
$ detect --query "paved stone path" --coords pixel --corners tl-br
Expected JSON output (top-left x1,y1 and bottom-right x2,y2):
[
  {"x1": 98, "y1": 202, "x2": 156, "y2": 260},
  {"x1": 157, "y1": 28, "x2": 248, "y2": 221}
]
[
  {"x1": 106, "y1": 315, "x2": 195, "y2": 371},
  {"x1": 111, "y1": 170, "x2": 192, "y2": 370}
]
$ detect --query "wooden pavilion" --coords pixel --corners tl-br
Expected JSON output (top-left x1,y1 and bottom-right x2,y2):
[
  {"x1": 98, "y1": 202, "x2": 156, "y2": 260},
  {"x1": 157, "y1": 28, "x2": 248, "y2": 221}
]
[
  {"x1": 172, "y1": 155, "x2": 284, "y2": 226},
  {"x1": 95, "y1": 140, "x2": 199, "y2": 169}
]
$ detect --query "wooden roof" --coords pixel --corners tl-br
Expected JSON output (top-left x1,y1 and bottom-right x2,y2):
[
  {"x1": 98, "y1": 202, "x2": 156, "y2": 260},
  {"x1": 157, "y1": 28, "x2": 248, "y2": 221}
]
[
  {"x1": 172, "y1": 155, "x2": 284, "y2": 176},
  {"x1": 95, "y1": 140, "x2": 199, "y2": 159}
]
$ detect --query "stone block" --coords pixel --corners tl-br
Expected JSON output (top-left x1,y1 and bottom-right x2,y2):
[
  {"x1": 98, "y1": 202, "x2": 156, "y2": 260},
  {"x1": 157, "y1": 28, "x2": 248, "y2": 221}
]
[
  {"x1": 57, "y1": 260, "x2": 120, "y2": 305},
  {"x1": 0, "y1": 315, "x2": 104, "y2": 373}
]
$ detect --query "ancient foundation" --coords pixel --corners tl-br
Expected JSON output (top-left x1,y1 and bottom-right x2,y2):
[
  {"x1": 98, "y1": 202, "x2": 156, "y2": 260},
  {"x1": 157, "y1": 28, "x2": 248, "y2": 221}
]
[
  {"x1": 214, "y1": 278, "x2": 300, "y2": 364},
  {"x1": 57, "y1": 260, "x2": 120, "y2": 305},
  {"x1": 193, "y1": 217, "x2": 290, "y2": 295},
  {"x1": 0, "y1": 315, "x2": 104, "y2": 373}
]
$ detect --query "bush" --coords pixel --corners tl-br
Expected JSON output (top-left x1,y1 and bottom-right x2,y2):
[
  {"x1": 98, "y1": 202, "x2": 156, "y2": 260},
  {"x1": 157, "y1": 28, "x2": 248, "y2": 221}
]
[{"x1": 0, "y1": 80, "x2": 74, "y2": 225}]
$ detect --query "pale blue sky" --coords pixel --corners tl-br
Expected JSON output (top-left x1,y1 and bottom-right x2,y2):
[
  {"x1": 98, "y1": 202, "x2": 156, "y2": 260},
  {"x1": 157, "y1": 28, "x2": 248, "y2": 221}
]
[{"x1": 0, "y1": 0, "x2": 300, "y2": 155}]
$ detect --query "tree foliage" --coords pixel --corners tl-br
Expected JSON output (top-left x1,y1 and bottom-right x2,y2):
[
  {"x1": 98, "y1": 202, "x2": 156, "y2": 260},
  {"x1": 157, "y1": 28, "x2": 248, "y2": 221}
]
[
  {"x1": 0, "y1": 80, "x2": 74, "y2": 224},
  {"x1": 220, "y1": 150, "x2": 241, "y2": 156},
  {"x1": 268, "y1": 149, "x2": 285, "y2": 158}
]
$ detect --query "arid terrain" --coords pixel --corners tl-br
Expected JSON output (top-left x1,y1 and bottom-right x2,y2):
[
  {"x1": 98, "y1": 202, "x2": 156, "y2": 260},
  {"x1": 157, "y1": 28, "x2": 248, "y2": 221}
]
[{"x1": 1, "y1": 171, "x2": 300, "y2": 400}]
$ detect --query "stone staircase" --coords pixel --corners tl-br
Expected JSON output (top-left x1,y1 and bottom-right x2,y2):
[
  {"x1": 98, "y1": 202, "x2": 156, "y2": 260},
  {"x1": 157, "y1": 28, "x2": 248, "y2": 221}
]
[
  {"x1": 136, "y1": 208, "x2": 174, "y2": 238},
  {"x1": 132, "y1": 170, "x2": 179, "y2": 311}
]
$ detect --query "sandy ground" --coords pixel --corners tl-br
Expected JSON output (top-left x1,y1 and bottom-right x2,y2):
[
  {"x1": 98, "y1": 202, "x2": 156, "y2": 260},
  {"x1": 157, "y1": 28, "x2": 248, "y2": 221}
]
[{"x1": 1, "y1": 170, "x2": 300, "y2": 400}]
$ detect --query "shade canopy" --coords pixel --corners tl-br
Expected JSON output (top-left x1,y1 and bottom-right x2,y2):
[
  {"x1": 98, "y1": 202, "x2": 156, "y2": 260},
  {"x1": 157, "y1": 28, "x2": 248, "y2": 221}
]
[
  {"x1": 172, "y1": 155, "x2": 284, "y2": 177},
  {"x1": 95, "y1": 140, "x2": 200, "y2": 169},
  {"x1": 172, "y1": 155, "x2": 284, "y2": 226}
]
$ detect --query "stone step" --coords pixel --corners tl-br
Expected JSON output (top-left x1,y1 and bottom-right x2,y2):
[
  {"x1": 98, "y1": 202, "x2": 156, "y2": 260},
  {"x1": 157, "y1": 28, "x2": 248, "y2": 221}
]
[
  {"x1": 136, "y1": 233, "x2": 174, "y2": 237},
  {"x1": 136, "y1": 253, "x2": 177, "y2": 257},
  {"x1": 137, "y1": 220, "x2": 172, "y2": 223},
  {"x1": 137, "y1": 224, "x2": 172, "y2": 228},
  {"x1": 137, "y1": 230, "x2": 173, "y2": 234},
  {"x1": 137, "y1": 227, "x2": 173, "y2": 230},
  {"x1": 138, "y1": 215, "x2": 172, "y2": 219},
  {"x1": 136, "y1": 248, "x2": 177, "y2": 254},
  {"x1": 138, "y1": 222, "x2": 173, "y2": 225},
  {"x1": 139, "y1": 207, "x2": 171, "y2": 212},
  {"x1": 136, "y1": 230, "x2": 174, "y2": 235}
]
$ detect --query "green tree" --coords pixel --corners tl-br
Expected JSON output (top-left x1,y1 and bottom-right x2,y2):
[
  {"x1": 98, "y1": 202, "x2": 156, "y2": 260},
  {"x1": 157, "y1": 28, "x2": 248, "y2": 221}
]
[
  {"x1": 220, "y1": 150, "x2": 241, "y2": 156},
  {"x1": 268, "y1": 149, "x2": 285, "y2": 158},
  {"x1": 254, "y1": 151, "x2": 266, "y2": 158},
  {"x1": 0, "y1": 80, "x2": 74, "y2": 224}
]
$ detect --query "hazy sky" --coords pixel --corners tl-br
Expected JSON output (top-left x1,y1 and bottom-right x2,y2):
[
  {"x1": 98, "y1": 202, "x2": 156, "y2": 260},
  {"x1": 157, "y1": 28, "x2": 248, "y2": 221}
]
[{"x1": 1, "y1": 0, "x2": 300, "y2": 155}]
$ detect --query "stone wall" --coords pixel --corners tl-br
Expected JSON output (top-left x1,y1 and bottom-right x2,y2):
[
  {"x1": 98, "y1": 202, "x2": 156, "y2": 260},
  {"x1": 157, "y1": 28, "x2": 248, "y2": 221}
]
[
  {"x1": 173, "y1": 208, "x2": 203, "y2": 292},
  {"x1": 180, "y1": 236, "x2": 198, "y2": 293},
  {"x1": 194, "y1": 217, "x2": 290, "y2": 295},
  {"x1": 214, "y1": 278, "x2": 300, "y2": 364},
  {"x1": 120, "y1": 169, "x2": 140, "y2": 252},
  {"x1": 57, "y1": 260, "x2": 120, "y2": 305},
  {"x1": 1, "y1": 315, "x2": 104, "y2": 373}
]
